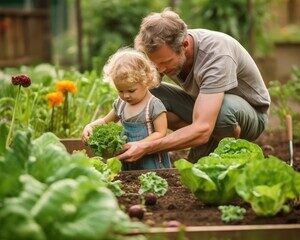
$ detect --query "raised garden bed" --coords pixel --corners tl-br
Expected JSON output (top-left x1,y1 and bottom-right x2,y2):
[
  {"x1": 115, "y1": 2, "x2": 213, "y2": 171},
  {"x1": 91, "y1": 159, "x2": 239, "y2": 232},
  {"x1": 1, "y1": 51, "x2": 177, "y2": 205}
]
[
  {"x1": 117, "y1": 130, "x2": 300, "y2": 239},
  {"x1": 61, "y1": 131, "x2": 300, "y2": 239},
  {"x1": 117, "y1": 168, "x2": 300, "y2": 240},
  {"x1": 60, "y1": 138, "x2": 93, "y2": 157}
]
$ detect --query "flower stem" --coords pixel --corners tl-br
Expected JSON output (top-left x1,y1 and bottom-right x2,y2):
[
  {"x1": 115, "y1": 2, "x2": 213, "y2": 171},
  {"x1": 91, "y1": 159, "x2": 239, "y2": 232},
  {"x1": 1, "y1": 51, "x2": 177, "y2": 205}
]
[
  {"x1": 6, "y1": 85, "x2": 21, "y2": 148},
  {"x1": 49, "y1": 107, "x2": 54, "y2": 132},
  {"x1": 63, "y1": 92, "x2": 69, "y2": 128}
]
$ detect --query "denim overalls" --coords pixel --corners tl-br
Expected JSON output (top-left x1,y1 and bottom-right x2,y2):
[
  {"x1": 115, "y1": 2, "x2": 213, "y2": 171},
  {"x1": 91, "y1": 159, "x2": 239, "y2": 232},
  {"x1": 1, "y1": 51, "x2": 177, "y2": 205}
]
[{"x1": 118, "y1": 97, "x2": 171, "y2": 171}]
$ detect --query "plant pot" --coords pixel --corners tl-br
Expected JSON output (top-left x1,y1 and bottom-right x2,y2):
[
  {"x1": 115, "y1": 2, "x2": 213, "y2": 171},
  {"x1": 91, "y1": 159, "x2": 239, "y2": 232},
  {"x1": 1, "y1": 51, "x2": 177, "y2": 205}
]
[{"x1": 60, "y1": 138, "x2": 94, "y2": 157}]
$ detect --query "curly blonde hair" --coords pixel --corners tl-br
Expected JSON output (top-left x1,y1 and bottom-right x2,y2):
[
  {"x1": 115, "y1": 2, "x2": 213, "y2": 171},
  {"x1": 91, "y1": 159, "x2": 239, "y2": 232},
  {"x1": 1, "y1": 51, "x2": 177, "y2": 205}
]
[
  {"x1": 103, "y1": 47, "x2": 160, "y2": 89},
  {"x1": 134, "y1": 9, "x2": 187, "y2": 54}
]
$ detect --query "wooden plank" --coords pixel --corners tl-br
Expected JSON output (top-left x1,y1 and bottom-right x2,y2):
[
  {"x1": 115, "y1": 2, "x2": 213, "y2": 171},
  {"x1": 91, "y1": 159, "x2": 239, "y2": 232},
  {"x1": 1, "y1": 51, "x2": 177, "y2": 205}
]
[
  {"x1": 146, "y1": 224, "x2": 300, "y2": 240},
  {"x1": 0, "y1": 8, "x2": 51, "y2": 67},
  {"x1": 0, "y1": 9, "x2": 49, "y2": 18},
  {"x1": 0, "y1": 56, "x2": 39, "y2": 67}
]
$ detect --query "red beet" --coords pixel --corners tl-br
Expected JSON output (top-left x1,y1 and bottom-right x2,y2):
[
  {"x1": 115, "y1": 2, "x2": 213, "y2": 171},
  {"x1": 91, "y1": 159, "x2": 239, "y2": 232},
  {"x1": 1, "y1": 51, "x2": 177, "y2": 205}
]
[
  {"x1": 128, "y1": 204, "x2": 144, "y2": 219},
  {"x1": 144, "y1": 192, "x2": 157, "y2": 206}
]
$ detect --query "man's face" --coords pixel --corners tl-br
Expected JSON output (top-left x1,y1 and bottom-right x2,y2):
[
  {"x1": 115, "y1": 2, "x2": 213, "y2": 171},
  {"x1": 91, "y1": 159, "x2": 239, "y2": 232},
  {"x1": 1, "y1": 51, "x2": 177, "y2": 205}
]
[{"x1": 147, "y1": 44, "x2": 186, "y2": 77}]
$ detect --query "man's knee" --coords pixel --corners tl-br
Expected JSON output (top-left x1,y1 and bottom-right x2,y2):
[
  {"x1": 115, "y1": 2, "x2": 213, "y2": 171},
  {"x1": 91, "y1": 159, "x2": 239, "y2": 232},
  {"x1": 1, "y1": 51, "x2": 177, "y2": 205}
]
[{"x1": 214, "y1": 94, "x2": 266, "y2": 141}]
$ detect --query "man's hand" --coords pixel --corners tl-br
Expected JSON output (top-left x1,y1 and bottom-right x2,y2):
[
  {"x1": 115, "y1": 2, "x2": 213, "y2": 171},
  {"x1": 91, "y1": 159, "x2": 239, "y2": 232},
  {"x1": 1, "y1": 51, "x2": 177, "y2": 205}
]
[{"x1": 117, "y1": 142, "x2": 148, "y2": 162}]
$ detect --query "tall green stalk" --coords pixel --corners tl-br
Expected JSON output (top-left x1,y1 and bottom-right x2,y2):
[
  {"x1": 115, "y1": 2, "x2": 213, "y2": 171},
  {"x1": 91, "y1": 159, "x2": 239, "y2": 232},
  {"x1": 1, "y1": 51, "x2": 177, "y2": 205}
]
[
  {"x1": 63, "y1": 92, "x2": 69, "y2": 129},
  {"x1": 49, "y1": 107, "x2": 55, "y2": 132},
  {"x1": 6, "y1": 85, "x2": 21, "y2": 148}
]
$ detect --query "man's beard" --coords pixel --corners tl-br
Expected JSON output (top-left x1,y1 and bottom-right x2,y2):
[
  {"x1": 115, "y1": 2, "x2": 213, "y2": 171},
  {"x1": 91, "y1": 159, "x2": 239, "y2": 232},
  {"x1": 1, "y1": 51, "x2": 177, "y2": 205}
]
[{"x1": 168, "y1": 54, "x2": 186, "y2": 78}]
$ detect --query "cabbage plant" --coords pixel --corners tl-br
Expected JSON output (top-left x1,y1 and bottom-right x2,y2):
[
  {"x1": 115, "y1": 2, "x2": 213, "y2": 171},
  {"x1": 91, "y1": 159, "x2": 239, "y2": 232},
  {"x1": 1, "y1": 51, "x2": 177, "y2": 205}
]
[
  {"x1": 235, "y1": 156, "x2": 300, "y2": 216},
  {"x1": 175, "y1": 138, "x2": 265, "y2": 205},
  {"x1": 0, "y1": 131, "x2": 146, "y2": 240},
  {"x1": 175, "y1": 157, "x2": 246, "y2": 205}
]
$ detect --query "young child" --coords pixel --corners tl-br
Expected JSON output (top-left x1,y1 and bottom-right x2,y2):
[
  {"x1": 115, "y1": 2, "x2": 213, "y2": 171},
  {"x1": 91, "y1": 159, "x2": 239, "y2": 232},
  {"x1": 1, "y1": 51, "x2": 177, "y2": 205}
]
[{"x1": 82, "y1": 48, "x2": 171, "y2": 171}]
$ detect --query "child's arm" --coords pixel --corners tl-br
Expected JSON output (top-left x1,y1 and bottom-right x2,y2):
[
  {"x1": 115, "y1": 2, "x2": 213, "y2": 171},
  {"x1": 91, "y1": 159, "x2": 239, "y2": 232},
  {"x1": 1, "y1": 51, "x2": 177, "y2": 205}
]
[
  {"x1": 139, "y1": 112, "x2": 168, "y2": 142},
  {"x1": 81, "y1": 109, "x2": 119, "y2": 143}
]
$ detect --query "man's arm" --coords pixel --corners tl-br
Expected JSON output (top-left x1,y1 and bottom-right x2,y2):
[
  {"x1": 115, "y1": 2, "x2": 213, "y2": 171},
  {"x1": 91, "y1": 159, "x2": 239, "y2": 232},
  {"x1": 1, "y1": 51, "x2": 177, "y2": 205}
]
[{"x1": 117, "y1": 92, "x2": 224, "y2": 162}]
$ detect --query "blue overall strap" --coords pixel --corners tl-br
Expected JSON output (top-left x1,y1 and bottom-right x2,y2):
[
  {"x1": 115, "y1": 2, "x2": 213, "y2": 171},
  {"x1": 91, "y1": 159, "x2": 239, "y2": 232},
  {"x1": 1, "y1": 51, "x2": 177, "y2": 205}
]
[
  {"x1": 118, "y1": 99, "x2": 126, "y2": 124},
  {"x1": 145, "y1": 95, "x2": 163, "y2": 165}
]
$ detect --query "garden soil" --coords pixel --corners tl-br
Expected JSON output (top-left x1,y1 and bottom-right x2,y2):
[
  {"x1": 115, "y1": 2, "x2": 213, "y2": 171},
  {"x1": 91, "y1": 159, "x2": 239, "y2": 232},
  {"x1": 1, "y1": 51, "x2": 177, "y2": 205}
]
[{"x1": 117, "y1": 130, "x2": 300, "y2": 227}]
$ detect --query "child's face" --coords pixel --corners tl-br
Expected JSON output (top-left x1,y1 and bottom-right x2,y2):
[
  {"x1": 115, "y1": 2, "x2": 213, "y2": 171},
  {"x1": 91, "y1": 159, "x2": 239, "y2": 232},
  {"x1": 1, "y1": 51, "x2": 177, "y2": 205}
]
[{"x1": 114, "y1": 80, "x2": 148, "y2": 105}]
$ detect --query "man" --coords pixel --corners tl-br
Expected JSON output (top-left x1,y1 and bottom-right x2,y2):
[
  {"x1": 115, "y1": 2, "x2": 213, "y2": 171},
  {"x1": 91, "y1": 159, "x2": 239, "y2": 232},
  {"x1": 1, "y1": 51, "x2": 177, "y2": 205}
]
[{"x1": 117, "y1": 9, "x2": 270, "y2": 163}]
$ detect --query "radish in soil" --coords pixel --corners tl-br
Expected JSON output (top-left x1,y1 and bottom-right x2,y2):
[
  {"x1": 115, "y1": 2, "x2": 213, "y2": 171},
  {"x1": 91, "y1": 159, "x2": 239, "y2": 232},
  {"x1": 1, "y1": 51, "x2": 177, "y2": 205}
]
[
  {"x1": 128, "y1": 204, "x2": 144, "y2": 219},
  {"x1": 143, "y1": 192, "x2": 157, "y2": 206}
]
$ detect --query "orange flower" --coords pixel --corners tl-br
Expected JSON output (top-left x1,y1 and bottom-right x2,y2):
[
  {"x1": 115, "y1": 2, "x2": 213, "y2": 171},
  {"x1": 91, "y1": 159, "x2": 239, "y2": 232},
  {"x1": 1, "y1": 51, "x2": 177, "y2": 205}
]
[
  {"x1": 47, "y1": 91, "x2": 64, "y2": 107},
  {"x1": 56, "y1": 80, "x2": 77, "y2": 93}
]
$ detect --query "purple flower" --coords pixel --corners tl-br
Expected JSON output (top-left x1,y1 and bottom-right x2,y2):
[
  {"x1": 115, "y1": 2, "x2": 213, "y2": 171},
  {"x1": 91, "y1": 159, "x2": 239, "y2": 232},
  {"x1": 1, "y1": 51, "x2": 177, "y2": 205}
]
[{"x1": 11, "y1": 74, "x2": 31, "y2": 87}]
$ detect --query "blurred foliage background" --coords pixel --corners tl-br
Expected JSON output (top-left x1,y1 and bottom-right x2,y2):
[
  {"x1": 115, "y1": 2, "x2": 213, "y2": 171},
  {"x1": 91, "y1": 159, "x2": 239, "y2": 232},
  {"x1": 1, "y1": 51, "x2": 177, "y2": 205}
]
[{"x1": 1, "y1": 0, "x2": 299, "y2": 71}]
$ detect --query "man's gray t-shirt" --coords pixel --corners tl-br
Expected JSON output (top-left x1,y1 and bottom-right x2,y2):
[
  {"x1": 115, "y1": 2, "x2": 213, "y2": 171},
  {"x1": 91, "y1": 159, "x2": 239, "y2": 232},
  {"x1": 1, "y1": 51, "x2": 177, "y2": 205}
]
[{"x1": 170, "y1": 29, "x2": 271, "y2": 113}]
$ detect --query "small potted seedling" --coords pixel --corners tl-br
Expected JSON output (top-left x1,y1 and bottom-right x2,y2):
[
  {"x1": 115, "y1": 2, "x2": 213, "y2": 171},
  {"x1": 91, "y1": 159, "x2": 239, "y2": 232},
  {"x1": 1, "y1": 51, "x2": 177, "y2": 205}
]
[{"x1": 87, "y1": 122, "x2": 127, "y2": 159}]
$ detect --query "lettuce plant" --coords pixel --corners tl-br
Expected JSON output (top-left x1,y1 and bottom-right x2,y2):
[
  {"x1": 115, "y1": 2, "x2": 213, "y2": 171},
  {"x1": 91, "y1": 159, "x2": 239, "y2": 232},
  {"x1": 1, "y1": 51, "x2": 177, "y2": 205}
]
[
  {"x1": 211, "y1": 137, "x2": 264, "y2": 160},
  {"x1": 138, "y1": 172, "x2": 168, "y2": 197},
  {"x1": 0, "y1": 131, "x2": 146, "y2": 240},
  {"x1": 235, "y1": 156, "x2": 300, "y2": 216},
  {"x1": 175, "y1": 157, "x2": 246, "y2": 205},
  {"x1": 174, "y1": 138, "x2": 264, "y2": 205},
  {"x1": 87, "y1": 122, "x2": 127, "y2": 158},
  {"x1": 218, "y1": 205, "x2": 246, "y2": 222}
]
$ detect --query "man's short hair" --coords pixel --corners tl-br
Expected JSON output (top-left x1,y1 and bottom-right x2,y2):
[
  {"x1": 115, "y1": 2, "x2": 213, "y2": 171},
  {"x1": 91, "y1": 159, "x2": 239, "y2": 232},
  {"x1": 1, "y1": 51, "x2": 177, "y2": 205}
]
[{"x1": 134, "y1": 9, "x2": 187, "y2": 54}]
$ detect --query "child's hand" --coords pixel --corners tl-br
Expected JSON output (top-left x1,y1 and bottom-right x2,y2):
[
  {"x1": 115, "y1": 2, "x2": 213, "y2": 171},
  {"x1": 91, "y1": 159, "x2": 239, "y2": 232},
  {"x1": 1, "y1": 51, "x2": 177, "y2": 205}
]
[{"x1": 81, "y1": 124, "x2": 93, "y2": 143}]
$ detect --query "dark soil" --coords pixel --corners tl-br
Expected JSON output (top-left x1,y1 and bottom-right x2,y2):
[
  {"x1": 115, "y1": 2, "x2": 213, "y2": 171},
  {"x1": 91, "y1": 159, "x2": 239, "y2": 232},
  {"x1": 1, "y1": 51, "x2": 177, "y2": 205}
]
[{"x1": 117, "y1": 131, "x2": 300, "y2": 227}]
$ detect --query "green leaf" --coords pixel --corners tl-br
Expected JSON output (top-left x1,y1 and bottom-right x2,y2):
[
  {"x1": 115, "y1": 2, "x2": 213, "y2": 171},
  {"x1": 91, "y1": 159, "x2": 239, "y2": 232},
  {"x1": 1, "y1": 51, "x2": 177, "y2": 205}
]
[
  {"x1": 6, "y1": 175, "x2": 46, "y2": 211},
  {"x1": 174, "y1": 138, "x2": 259, "y2": 205},
  {"x1": 31, "y1": 176, "x2": 129, "y2": 240},
  {"x1": 107, "y1": 157, "x2": 122, "y2": 175},
  {"x1": 0, "y1": 122, "x2": 9, "y2": 155},
  {"x1": 218, "y1": 205, "x2": 246, "y2": 223},
  {"x1": 138, "y1": 172, "x2": 168, "y2": 197},
  {"x1": 0, "y1": 205, "x2": 46, "y2": 240},
  {"x1": 0, "y1": 131, "x2": 32, "y2": 199},
  {"x1": 236, "y1": 156, "x2": 299, "y2": 216},
  {"x1": 87, "y1": 122, "x2": 127, "y2": 158}
]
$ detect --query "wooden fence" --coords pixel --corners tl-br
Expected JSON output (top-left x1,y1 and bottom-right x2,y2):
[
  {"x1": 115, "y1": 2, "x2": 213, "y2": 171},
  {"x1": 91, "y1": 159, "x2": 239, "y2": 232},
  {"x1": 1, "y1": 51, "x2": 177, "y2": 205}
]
[{"x1": 0, "y1": 8, "x2": 51, "y2": 68}]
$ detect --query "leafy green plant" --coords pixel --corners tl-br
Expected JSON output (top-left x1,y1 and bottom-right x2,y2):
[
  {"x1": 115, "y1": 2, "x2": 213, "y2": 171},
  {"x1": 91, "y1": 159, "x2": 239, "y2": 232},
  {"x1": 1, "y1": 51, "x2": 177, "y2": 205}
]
[
  {"x1": 138, "y1": 172, "x2": 168, "y2": 197},
  {"x1": 0, "y1": 131, "x2": 146, "y2": 239},
  {"x1": 90, "y1": 157, "x2": 124, "y2": 197},
  {"x1": 235, "y1": 156, "x2": 300, "y2": 216},
  {"x1": 218, "y1": 205, "x2": 246, "y2": 222},
  {"x1": 212, "y1": 137, "x2": 264, "y2": 159},
  {"x1": 175, "y1": 157, "x2": 244, "y2": 205},
  {"x1": 175, "y1": 138, "x2": 264, "y2": 205},
  {"x1": 87, "y1": 122, "x2": 127, "y2": 158},
  {"x1": 268, "y1": 67, "x2": 300, "y2": 141}
]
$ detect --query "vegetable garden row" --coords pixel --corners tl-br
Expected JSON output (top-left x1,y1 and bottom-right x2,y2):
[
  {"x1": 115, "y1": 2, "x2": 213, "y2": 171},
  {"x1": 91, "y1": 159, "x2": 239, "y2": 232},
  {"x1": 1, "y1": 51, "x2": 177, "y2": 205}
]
[{"x1": 1, "y1": 65, "x2": 300, "y2": 239}]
